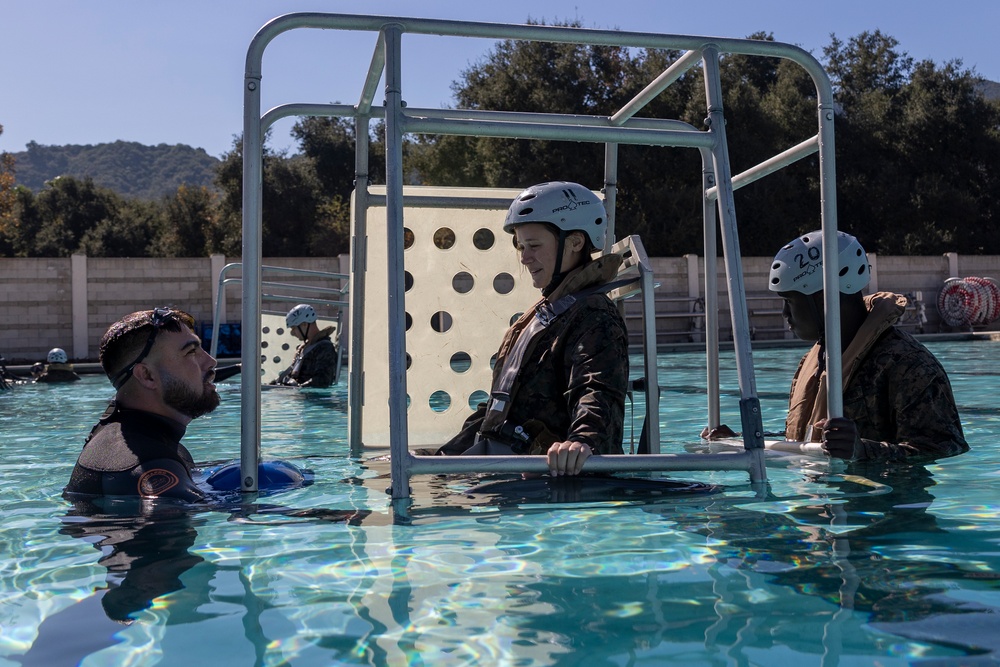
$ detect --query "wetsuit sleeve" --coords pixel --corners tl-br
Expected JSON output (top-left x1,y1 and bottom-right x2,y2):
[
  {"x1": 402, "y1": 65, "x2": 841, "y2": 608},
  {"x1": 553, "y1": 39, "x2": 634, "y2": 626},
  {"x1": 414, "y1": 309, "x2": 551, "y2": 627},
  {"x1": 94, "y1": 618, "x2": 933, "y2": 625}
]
[
  {"x1": 561, "y1": 298, "x2": 630, "y2": 455},
  {"x1": 853, "y1": 350, "x2": 968, "y2": 462},
  {"x1": 101, "y1": 458, "x2": 206, "y2": 502},
  {"x1": 295, "y1": 340, "x2": 338, "y2": 388}
]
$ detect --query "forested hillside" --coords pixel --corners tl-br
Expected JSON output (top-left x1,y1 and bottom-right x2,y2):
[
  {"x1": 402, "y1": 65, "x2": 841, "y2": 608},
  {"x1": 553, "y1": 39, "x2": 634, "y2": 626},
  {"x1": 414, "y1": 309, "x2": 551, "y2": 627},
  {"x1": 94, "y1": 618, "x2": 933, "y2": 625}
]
[{"x1": 10, "y1": 141, "x2": 219, "y2": 200}]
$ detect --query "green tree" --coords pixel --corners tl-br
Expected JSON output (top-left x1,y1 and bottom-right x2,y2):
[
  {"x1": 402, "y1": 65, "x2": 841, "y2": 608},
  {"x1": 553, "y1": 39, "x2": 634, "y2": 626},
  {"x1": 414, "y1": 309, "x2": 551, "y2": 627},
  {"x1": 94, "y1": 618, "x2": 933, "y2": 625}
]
[
  {"x1": 78, "y1": 198, "x2": 162, "y2": 257},
  {"x1": 149, "y1": 185, "x2": 219, "y2": 257},
  {"x1": 824, "y1": 31, "x2": 1000, "y2": 255},
  {"x1": 19, "y1": 176, "x2": 127, "y2": 257},
  {"x1": 213, "y1": 136, "x2": 344, "y2": 257}
]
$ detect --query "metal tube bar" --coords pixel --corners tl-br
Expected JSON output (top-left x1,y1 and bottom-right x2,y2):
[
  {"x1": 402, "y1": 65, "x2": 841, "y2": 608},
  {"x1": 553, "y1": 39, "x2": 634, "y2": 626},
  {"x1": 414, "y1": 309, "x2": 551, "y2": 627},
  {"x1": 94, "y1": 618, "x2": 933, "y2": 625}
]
[
  {"x1": 247, "y1": 13, "x2": 833, "y2": 91},
  {"x1": 382, "y1": 25, "x2": 412, "y2": 500},
  {"x1": 701, "y1": 47, "x2": 765, "y2": 481},
  {"x1": 705, "y1": 135, "x2": 820, "y2": 201},
  {"x1": 348, "y1": 117, "x2": 371, "y2": 457},
  {"x1": 240, "y1": 60, "x2": 264, "y2": 493},
  {"x1": 818, "y1": 105, "x2": 844, "y2": 419},
  {"x1": 408, "y1": 452, "x2": 757, "y2": 475},
  {"x1": 611, "y1": 48, "x2": 704, "y2": 125},
  {"x1": 402, "y1": 115, "x2": 714, "y2": 148},
  {"x1": 701, "y1": 152, "x2": 721, "y2": 428},
  {"x1": 358, "y1": 32, "x2": 386, "y2": 114}
]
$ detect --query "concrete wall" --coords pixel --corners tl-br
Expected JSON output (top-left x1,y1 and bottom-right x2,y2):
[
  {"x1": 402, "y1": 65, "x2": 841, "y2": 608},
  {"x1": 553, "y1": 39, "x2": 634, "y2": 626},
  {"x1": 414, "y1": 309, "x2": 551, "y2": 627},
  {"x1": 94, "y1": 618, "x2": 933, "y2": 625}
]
[{"x1": 1, "y1": 252, "x2": 996, "y2": 363}]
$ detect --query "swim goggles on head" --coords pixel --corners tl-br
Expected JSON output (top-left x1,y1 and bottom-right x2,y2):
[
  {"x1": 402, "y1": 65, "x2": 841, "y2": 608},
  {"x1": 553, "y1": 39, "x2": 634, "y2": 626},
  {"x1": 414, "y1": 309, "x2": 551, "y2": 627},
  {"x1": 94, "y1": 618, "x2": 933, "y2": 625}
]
[{"x1": 110, "y1": 307, "x2": 194, "y2": 390}]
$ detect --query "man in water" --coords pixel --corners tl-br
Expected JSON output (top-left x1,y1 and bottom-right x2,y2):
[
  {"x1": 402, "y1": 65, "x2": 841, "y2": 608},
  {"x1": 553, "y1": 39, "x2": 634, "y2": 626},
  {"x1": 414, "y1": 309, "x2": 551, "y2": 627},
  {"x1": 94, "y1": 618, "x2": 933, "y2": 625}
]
[
  {"x1": 65, "y1": 307, "x2": 220, "y2": 500},
  {"x1": 270, "y1": 303, "x2": 339, "y2": 388},
  {"x1": 35, "y1": 347, "x2": 82, "y2": 383},
  {"x1": 705, "y1": 230, "x2": 968, "y2": 462}
]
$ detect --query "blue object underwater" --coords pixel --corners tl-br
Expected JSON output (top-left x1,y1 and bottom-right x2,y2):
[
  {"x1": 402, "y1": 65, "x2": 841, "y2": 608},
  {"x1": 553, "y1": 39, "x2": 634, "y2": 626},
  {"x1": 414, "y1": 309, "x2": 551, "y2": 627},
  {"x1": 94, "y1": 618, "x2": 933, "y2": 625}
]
[{"x1": 205, "y1": 460, "x2": 314, "y2": 492}]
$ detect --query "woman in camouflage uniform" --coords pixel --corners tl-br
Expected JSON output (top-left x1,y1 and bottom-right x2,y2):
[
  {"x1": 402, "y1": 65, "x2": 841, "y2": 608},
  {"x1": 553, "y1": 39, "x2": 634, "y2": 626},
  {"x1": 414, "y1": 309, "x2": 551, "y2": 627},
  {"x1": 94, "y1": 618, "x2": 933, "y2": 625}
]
[{"x1": 438, "y1": 182, "x2": 630, "y2": 476}]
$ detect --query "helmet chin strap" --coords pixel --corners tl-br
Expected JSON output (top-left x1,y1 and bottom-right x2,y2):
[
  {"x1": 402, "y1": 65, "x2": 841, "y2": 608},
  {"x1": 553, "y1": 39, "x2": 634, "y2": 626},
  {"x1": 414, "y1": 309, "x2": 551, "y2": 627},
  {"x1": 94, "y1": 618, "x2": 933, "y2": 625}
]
[{"x1": 542, "y1": 231, "x2": 569, "y2": 297}]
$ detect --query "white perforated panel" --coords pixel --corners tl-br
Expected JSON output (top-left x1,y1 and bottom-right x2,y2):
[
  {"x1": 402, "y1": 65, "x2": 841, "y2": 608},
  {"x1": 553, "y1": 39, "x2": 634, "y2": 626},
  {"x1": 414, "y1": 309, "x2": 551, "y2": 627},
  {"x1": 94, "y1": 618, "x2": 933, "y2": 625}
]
[{"x1": 354, "y1": 186, "x2": 564, "y2": 449}]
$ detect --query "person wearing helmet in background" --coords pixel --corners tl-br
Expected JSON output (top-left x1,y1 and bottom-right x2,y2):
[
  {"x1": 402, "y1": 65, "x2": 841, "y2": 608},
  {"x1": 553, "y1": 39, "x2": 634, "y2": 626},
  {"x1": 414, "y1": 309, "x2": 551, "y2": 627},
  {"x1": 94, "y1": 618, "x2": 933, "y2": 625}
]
[
  {"x1": 435, "y1": 181, "x2": 629, "y2": 476},
  {"x1": 270, "y1": 304, "x2": 339, "y2": 388},
  {"x1": 35, "y1": 347, "x2": 82, "y2": 383},
  {"x1": 704, "y1": 229, "x2": 967, "y2": 462}
]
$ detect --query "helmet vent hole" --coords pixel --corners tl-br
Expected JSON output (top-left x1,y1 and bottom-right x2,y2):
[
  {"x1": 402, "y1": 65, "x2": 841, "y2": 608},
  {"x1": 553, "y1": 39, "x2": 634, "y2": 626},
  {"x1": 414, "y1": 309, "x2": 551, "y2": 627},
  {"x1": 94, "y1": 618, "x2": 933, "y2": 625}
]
[
  {"x1": 857, "y1": 266, "x2": 866, "y2": 275},
  {"x1": 519, "y1": 207, "x2": 534, "y2": 216},
  {"x1": 839, "y1": 267, "x2": 849, "y2": 277},
  {"x1": 595, "y1": 217, "x2": 604, "y2": 226}
]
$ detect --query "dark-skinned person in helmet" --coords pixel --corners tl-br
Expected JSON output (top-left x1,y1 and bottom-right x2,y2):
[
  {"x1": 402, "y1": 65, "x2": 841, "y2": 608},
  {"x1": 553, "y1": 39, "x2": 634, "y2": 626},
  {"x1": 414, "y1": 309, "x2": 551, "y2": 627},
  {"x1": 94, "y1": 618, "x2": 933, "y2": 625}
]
[
  {"x1": 35, "y1": 347, "x2": 82, "y2": 383},
  {"x1": 435, "y1": 181, "x2": 629, "y2": 476},
  {"x1": 703, "y1": 230, "x2": 967, "y2": 462},
  {"x1": 270, "y1": 304, "x2": 339, "y2": 388}
]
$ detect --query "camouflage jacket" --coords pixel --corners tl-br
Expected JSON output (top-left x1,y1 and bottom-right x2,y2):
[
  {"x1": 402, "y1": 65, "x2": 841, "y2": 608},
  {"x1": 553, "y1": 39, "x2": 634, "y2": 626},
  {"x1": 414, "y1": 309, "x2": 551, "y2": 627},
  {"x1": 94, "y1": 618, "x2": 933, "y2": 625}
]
[
  {"x1": 278, "y1": 327, "x2": 338, "y2": 388},
  {"x1": 786, "y1": 292, "x2": 968, "y2": 461},
  {"x1": 440, "y1": 257, "x2": 630, "y2": 456}
]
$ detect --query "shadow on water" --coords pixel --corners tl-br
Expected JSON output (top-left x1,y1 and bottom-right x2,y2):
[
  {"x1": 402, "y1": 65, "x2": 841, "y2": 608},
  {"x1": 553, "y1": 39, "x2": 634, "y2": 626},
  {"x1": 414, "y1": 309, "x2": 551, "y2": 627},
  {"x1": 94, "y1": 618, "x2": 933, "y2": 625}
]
[{"x1": 14, "y1": 490, "x2": 376, "y2": 667}]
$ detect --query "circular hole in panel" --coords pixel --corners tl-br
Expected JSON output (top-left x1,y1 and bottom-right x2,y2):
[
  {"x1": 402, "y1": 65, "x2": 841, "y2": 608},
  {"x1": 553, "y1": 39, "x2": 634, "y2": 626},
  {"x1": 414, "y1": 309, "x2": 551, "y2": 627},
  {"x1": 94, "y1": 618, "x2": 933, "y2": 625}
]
[
  {"x1": 259, "y1": 354, "x2": 266, "y2": 364},
  {"x1": 406, "y1": 394, "x2": 411, "y2": 409},
  {"x1": 262, "y1": 326, "x2": 271, "y2": 334},
  {"x1": 405, "y1": 312, "x2": 412, "y2": 331},
  {"x1": 405, "y1": 271, "x2": 414, "y2": 292},
  {"x1": 282, "y1": 343, "x2": 290, "y2": 351},
  {"x1": 406, "y1": 353, "x2": 412, "y2": 370},
  {"x1": 272, "y1": 356, "x2": 281, "y2": 364},
  {"x1": 473, "y1": 228, "x2": 495, "y2": 250},
  {"x1": 493, "y1": 273, "x2": 515, "y2": 294},
  {"x1": 509, "y1": 311, "x2": 524, "y2": 326},
  {"x1": 489, "y1": 354, "x2": 498, "y2": 370},
  {"x1": 450, "y1": 351, "x2": 472, "y2": 373},
  {"x1": 276, "y1": 327, "x2": 285, "y2": 335},
  {"x1": 452, "y1": 271, "x2": 474, "y2": 294},
  {"x1": 429, "y1": 390, "x2": 451, "y2": 413},
  {"x1": 433, "y1": 227, "x2": 456, "y2": 250},
  {"x1": 403, "y1": 227, "x2": 414, "y2": 249},
  {"x1": 261, "y1": 341, "x2": 269, "y2": 349},
  {"x1": 469, "y1": 390, "x2": 489, "y2": 409},
  {"x1": 431, "y1": 311, "x2": 453, "y2": 333}
]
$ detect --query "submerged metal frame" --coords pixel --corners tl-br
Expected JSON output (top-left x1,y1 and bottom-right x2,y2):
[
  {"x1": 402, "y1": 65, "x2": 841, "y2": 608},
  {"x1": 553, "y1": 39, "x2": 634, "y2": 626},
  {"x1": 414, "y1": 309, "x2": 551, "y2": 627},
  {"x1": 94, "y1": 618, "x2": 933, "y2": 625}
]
[{"x1": 240, "y1": 13, "x2": 844, "y2": 500}]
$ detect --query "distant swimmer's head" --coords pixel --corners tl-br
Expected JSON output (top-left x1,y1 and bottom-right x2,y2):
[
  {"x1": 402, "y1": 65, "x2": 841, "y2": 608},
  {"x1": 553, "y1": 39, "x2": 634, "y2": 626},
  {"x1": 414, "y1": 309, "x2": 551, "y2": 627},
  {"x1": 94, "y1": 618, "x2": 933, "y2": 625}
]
[
  {"x1": 285, "y1": 304, "x2": 318, "y2": 328},
  {"x1": 47, "y1": 348, "x2": 68, "y2": 364}
]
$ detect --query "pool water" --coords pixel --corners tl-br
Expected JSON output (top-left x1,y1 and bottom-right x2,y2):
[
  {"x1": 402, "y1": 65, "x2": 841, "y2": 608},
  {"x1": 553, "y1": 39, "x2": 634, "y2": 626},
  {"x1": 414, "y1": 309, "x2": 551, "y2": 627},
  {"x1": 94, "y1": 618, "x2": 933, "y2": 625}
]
[{"x1": 1, "y1": 341, "x2": 997, "y2": 666}]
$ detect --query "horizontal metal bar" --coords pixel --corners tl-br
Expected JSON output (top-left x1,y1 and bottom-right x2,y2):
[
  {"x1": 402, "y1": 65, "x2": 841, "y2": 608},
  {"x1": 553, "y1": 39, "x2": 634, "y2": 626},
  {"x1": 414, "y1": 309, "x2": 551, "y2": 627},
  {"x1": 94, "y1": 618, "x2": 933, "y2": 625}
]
[
  {"x1": 706, "y1": 135, "x2": 820, "y2": 200},
  {"x1": 408, "y1": 451, "x2": 757, "y2": 475},
  {"x1": 403, "y1": 115, "x2": 715, "y2": 148}
]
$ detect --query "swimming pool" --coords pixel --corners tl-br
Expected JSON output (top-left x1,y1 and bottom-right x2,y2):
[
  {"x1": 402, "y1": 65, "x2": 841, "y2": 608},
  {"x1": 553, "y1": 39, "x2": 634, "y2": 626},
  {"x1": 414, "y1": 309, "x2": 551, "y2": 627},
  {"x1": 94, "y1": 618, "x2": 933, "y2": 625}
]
[{"x1": 1, "y1": 340, "x2": 997, "y2": 666}]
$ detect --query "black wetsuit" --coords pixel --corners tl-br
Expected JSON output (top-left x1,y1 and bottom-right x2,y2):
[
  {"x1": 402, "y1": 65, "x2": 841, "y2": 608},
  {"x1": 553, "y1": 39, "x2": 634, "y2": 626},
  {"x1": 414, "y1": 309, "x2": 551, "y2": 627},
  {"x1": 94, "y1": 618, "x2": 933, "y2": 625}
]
[{"x1": 65, "y1": 403, "x2": 205, "y2": 501}]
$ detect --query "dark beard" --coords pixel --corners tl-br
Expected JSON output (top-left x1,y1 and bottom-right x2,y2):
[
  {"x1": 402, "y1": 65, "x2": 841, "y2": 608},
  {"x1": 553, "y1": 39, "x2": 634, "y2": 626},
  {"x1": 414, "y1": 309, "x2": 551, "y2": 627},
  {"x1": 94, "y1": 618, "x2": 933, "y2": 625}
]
[{"x1": 162, "y1": 372, "x2": 220, "y2": 419}]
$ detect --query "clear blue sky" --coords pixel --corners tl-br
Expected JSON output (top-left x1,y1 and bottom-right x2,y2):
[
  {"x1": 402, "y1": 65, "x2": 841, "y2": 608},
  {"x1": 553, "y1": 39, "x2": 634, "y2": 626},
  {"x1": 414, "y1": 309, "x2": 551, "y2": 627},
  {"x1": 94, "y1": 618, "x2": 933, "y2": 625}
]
[{"x1": 2, "y1": 0, "x2": 997, "y2": 158}]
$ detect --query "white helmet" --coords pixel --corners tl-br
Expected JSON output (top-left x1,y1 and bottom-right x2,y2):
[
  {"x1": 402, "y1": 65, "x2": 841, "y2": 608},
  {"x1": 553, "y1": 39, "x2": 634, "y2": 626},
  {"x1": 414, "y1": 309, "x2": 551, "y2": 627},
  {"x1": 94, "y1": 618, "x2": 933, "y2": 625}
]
[
  {"x1": 503, "y1": 181, "x2": 607, "y2": 249},
  {"x1": 286, "y1": 304, "x2": 317, "y2": 327},
  {"x1": 769, "y1": 229, "x2": 870, "y2": 295},
  {"x1": 47, "y1": 348, "x2": 68, "y2": 364}
]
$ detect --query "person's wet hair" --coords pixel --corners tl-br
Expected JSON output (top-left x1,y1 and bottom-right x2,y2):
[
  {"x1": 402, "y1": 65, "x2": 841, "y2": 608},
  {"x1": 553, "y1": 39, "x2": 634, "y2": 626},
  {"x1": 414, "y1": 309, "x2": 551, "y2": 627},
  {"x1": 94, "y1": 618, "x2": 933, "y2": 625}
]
[{"x1": 100, "y1": 308, "x2": 196, "y2": 388}]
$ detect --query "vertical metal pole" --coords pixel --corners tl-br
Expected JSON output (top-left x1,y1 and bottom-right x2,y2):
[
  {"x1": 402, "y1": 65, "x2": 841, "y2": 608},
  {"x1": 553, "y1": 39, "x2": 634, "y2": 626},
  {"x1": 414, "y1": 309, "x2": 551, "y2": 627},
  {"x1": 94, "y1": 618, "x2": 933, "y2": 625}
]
[
  {"x1": 702, "y1": 46, "x2": 766, "y2": 483},
  {"x1": 817, "y1": 102, "x2": 844, "y2": 419},
  {"x1": 240, "y1": 60, "x2": 263, "y2": 492},
  {"x1": 602, "y1": 144, "x2": 618, "y2": 251},
  {"x1": 382, "y1": 25, "x2": 412, "y2": 501},
  {"x1": 348, "y1": 115, "x2": 371, "y2": 458},
  {"x1": 701, "y1": 150, "x2": 721, "y2": 429}
]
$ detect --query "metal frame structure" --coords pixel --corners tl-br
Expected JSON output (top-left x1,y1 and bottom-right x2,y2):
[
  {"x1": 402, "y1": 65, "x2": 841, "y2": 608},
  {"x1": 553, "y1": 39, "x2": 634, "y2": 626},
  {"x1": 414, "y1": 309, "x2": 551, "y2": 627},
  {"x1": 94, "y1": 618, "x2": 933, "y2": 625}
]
[{"x1": 239, "y1": 13, "x2": 847, "y2": 505}]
